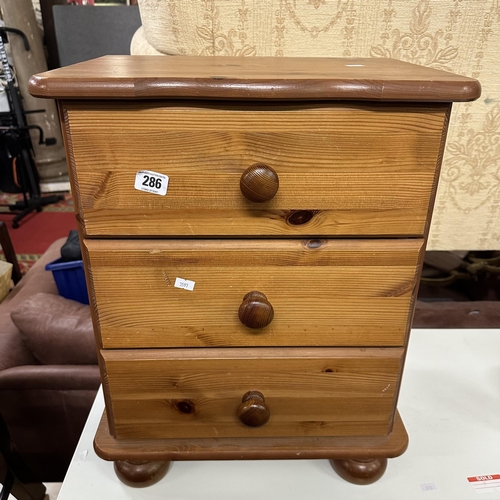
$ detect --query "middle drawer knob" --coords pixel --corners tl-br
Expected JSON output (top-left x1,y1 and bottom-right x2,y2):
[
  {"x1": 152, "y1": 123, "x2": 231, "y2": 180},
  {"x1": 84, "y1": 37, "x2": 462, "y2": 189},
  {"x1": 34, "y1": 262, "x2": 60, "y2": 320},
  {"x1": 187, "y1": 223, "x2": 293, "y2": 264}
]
[{"x1": 238, "y1": 291, "x2": 274, "y2": 329}]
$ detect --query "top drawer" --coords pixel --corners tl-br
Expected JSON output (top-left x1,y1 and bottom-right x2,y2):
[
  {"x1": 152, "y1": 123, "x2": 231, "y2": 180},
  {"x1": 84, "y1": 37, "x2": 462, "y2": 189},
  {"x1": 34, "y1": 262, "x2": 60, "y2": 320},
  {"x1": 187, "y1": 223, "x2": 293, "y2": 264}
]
[{"x1": 62, "y1": 101, "x2": 448, "y2": 238}]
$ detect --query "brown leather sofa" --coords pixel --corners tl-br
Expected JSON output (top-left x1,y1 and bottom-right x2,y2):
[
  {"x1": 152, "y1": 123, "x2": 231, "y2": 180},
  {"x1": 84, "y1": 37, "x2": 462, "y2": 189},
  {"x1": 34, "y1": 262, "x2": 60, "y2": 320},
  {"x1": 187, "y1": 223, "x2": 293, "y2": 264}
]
[{"x1": 0, "y1": 237, "x2": 100, "y2": 481}]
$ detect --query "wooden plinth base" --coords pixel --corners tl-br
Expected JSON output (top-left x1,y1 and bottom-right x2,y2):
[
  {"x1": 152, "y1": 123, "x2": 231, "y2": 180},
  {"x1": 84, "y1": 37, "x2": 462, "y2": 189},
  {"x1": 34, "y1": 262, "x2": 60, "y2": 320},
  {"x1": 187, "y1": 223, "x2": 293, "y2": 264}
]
[
  {"x1": 95, "y1": 411, "x2": 407, "y2": 486},
  {"x1": 95, "y1": 411, "x2": 408, "y2": 462}
]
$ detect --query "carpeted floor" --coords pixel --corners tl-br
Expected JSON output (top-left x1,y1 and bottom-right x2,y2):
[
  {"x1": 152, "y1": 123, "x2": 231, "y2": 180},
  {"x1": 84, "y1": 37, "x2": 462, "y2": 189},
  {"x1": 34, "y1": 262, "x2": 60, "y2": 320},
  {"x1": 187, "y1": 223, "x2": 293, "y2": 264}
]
[
  {"x1": 0, "y1": 191, "x2": 73, "y2": 212},
  {"x1": 0, "y1": 192, "x2": 76, "y2": 273},
  {"x1": 413, "y1": 300, "x2": 500, "y2": 328}
]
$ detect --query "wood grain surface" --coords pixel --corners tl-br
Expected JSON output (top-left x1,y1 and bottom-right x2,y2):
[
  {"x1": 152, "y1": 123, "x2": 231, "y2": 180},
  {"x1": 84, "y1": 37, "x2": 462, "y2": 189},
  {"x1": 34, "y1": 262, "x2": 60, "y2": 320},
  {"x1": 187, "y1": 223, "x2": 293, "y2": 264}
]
[
  {"x1": 94, "y1": 409, "x2": 408, "y2": 461},
  {"x1": 29, "y1": 55, "x2": 481, "y2": 102},
  {"x1": 39, "y1": 55, "x2": 462, "y2": 465},
  {"x1": 65, "y1": 101, "x2": 447, "y2": 237},
  {"x1": 84, "y1": 238, "x2": 423, "y2": 349},
  {"x1": 101, "y1": 347, "x2": 403, "y2": 440}
]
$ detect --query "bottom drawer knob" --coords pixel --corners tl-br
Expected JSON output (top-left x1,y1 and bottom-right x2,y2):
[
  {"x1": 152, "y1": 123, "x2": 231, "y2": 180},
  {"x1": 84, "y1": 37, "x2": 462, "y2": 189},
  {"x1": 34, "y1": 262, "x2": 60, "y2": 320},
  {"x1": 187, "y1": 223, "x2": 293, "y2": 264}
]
[{"x1": 237, "y1": 391, "x2": 270, "y2": 427}]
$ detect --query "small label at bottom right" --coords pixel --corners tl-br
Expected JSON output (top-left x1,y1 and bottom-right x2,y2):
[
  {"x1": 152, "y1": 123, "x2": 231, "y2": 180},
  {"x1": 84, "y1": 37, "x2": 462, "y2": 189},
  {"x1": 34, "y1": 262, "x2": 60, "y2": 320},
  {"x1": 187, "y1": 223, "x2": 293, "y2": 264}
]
[{"x1": 468, "y1": 475, "x2": 500, "y2": 493}]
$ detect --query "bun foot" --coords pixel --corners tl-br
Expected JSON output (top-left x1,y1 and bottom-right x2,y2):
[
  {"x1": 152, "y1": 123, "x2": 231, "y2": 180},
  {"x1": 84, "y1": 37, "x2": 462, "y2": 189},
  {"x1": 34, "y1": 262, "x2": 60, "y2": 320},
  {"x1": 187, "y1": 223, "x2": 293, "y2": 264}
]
[
  {"x1": 114, "y1": 460, "x2": 171, "y2": 487},
  {"x1": 330, "y1": 457, "x2": 388, "y2": 485}
]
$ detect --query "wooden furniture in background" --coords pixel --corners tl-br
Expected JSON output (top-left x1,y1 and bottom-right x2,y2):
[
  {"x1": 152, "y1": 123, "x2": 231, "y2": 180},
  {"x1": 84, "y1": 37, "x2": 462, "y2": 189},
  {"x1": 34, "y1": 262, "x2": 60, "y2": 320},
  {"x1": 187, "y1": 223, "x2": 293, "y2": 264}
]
[
  {"x1": 0, "y1": 221, "x2": 22, "y2": 285},
  {"x1": 29, "y1": 56, "x2": 480, "y2": 487}
]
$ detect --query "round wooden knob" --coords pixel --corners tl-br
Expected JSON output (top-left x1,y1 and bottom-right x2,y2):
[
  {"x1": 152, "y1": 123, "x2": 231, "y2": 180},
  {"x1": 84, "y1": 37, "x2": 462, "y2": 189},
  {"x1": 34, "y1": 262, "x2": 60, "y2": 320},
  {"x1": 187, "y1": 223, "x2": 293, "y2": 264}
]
[
  {"x1": 237, "y1": 391, "x2": 270, "y2": 427},
  {"x1": 238, "y1": 291, "x2": 274, "y2": 329},
  {"x1": 240, "y1": 163, "x2": 279, "y2": 202}
]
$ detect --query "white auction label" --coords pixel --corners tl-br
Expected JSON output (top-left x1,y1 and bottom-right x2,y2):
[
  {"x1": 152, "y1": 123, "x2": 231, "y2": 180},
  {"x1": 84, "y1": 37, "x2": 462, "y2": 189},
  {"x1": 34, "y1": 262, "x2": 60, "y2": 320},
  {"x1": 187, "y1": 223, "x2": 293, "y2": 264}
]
[
  {"x1": 420, "y1": 483, "x2": 437, "y2": 492},
  {"x1": 174, "y1": 277, "x2": 195, "y2": 291},
  {"x1": 468, "y1": 475, "x2": 500, "y2": 493},
  {"x1": 134, "y1": 170, "x2": 169, "y2": 196}
]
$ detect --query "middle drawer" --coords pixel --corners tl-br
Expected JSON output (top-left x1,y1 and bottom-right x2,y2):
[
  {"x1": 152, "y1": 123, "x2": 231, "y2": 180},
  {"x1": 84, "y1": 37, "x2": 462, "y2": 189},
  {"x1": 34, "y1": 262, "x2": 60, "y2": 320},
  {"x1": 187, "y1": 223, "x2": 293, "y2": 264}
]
[{"x1": 84, "y1": 238, "x2": 422, "y2": 349}]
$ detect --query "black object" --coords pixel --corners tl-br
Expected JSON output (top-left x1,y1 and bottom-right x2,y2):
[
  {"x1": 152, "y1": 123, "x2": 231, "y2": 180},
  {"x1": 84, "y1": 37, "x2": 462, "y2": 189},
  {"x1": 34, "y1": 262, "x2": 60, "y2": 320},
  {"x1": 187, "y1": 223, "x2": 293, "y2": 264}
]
[
  {"x1": 60, "y1": 229, "x2": 82, "y2": 261},
  {"x1": 0, "y1": 414, "x2": 46, "y2": 500},
  {"x1": 0, "y1": 27, "x2": 63, "y2": 228},
  {"x1": 52, "y1": 5, "x2": 141, "y2": 67}
]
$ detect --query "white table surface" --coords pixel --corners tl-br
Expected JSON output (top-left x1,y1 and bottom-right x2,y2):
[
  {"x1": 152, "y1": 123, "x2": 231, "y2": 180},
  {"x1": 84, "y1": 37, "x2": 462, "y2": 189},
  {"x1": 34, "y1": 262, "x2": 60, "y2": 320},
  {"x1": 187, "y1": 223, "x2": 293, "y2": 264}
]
[{"x1": 58, "y1": 329, "x2": 500, "y2": 500}]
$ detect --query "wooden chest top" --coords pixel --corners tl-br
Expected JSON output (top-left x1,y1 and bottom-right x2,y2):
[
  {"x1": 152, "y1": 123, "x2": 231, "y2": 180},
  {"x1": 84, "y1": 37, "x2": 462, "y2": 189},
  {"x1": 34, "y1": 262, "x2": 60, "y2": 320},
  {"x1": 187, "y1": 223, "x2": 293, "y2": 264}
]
[{"x1": 29, "y1": 55, "x2": 480, "y2": 102}]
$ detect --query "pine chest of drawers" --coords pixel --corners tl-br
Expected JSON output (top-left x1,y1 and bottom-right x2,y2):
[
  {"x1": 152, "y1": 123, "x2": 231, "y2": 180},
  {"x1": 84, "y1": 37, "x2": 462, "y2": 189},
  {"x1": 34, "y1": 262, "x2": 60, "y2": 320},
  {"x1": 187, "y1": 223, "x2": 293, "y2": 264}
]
[{"x1": 30, "y1": 56, "x2": 480, "y2": 486}]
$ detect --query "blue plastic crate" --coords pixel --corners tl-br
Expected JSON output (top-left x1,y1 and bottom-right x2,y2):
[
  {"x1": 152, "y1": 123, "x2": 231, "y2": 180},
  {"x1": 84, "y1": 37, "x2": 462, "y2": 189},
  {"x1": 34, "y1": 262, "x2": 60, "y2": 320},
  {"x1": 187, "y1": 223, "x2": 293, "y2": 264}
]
[{"x1": 45, "y1": 258, "x2": 89, "y2": 305}]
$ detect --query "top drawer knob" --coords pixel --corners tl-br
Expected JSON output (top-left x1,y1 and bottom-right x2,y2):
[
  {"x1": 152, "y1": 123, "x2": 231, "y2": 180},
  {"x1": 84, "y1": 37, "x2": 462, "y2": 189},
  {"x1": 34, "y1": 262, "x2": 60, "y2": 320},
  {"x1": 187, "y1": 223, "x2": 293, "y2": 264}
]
[{"x1": 240, "y1": 163, "x2": 279, "y2": 202}]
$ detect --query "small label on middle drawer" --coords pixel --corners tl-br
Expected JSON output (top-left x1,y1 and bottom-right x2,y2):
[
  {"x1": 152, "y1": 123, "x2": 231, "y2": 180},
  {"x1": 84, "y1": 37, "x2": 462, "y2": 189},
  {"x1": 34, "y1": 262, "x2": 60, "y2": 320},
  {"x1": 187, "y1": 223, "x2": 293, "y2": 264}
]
[
  {"x1": 134, "y1": 170, "x2": 169, "y2": 196},
  {"x1": 174, "y1": 277, "x2": 196, "y2": 291}
]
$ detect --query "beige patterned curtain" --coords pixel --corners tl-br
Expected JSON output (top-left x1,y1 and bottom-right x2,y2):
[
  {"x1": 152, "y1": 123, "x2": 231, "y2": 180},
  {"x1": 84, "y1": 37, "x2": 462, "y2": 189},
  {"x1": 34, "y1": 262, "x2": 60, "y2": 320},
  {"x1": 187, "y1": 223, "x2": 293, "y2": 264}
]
[{"x1": 133, "y1": 0, "x2": 500, "y2": 251}]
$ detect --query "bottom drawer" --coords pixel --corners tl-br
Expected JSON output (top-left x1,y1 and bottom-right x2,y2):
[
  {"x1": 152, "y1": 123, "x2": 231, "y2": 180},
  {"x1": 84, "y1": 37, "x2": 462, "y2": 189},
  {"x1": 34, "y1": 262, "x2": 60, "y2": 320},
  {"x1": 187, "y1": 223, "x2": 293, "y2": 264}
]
[{"x1": 101, "y1": 347, "x2": 403, "y2": 440}]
